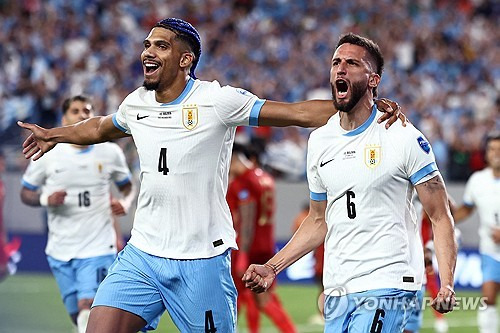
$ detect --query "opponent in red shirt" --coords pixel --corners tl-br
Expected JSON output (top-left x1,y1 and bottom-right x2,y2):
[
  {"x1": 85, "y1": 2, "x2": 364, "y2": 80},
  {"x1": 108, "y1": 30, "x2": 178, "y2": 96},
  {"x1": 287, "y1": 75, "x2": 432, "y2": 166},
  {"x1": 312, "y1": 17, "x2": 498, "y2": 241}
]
[
  {"x1": 0, "y1": 150, "x2": 21, "y2": 282},
  {"x1": 0, "y1": 151, "x2": 7, "y2": 280},
  {"x1": 228, "y1": 144, "x2": 296, "y2": 333}
]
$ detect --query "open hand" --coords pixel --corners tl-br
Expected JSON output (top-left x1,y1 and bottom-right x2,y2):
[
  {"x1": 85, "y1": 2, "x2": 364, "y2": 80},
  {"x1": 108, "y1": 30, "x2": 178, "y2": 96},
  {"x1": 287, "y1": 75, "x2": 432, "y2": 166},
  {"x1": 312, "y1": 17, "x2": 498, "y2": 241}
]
[
  {"x1": 18, "y1": 121, "x2": 56, "y2": 161},
  {"x1": 375, "y1": 98, "x2": 407, "y2": 129}
]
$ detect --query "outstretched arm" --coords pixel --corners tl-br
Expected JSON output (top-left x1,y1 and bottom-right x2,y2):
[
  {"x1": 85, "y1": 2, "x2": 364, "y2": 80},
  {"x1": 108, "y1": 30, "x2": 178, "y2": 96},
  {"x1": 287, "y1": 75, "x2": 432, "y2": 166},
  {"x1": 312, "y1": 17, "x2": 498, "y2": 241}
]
[
  {"x1": 18, "y1": 115, "x2": 128, "y2": 161},
  {"x1": 258, "y1": 98, "x2": 405, "y2": 128},
  {"x1": 416, "y1": 174, "x2": 457, "y2": 313},
  {"x1": 243, "y1": 199, "x2": 327, "y2": 293}
]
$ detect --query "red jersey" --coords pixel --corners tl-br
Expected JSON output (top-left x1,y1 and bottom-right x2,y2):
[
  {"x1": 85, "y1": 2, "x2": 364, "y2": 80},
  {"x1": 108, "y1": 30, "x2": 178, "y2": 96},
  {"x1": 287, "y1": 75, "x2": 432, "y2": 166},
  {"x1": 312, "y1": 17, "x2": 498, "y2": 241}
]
[{"x1": 227, "y1": 167, "x2": 275, "y2": 255}]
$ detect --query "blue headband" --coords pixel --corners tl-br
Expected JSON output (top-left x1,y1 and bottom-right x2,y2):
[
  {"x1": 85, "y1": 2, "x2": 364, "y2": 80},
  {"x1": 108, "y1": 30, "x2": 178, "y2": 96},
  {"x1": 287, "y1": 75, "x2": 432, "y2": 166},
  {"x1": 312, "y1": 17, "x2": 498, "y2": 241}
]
[{"x1": 154, "y1": 18, "x2": 201, "y2": 79}]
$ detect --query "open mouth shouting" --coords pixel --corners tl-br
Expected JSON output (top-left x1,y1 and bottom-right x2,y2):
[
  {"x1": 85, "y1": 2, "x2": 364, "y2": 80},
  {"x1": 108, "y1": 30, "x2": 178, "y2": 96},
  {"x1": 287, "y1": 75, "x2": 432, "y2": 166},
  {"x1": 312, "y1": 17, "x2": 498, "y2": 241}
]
[
  {"x1": 335, "y1": 79, "x2": 349, "y2": 99},
  {"x1": 143, "y1": 60, "x2": 160, "y2": 77}
]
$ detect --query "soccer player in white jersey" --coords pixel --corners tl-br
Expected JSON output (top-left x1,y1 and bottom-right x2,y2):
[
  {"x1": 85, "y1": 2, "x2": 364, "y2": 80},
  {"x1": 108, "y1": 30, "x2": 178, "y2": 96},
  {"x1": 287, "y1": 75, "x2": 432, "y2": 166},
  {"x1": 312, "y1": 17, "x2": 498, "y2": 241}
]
[
  {"x1": 18, "y1": 18, "x2": 404, "y2": 333},
  {"x1": 20, "y1": 95, "x2": 135, "y2": 333},
  {"x1": 243, "y1": 33, "x2": 457, "y2": 332},
  {"x1": 453, "y1": 132, "x2": 500, "y2": 333}
]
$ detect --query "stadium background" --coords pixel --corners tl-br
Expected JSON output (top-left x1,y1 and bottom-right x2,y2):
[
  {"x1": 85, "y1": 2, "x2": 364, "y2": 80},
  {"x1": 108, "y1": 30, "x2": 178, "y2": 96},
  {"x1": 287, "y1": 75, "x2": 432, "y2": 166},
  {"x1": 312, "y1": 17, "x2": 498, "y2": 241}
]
[{"x1": 0, "y1": 0, "x2": 498, "y2": 332}]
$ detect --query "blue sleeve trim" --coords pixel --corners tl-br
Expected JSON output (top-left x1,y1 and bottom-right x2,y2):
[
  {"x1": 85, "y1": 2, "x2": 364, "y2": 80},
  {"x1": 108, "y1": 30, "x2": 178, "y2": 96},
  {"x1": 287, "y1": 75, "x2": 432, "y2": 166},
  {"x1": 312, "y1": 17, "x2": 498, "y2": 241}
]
[
  {"x1": 21, "y1": 179, "x2": 39, "y2": 191},
  {"x1": 115, "y1": 175, "x2": 132, "y2": 187},
  {"x1": 249, "y1": 99, "x2": 266, "y2": 127},
  {"x1": 463, "y1": 201, "x2": 474, "y2": 208},
  {"x1": 112, "y1": 114, "x2": 128, "y2": 133},
  {"x1": 310, "y1": 191, "x2": 327, "y2": 201},
  {"x1": 409, "y1": 162, "x2": 438, "y2": 185}
]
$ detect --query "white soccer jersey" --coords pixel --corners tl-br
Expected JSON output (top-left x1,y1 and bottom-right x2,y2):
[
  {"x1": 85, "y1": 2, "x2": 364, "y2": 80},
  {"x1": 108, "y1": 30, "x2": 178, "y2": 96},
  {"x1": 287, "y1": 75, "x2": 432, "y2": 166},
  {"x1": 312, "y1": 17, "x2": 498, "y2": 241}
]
[
  {"x1": 307, "y1": 105, "x2": 439, "y2": 295},
  {"x1": 463, "y1": 168, "x2": 500, "y2": 260},
  {"x1": 22, "y1": 143, "x2": 132, "y2": 261},
  {"x1": 112, "y1": 78, "x2": 265, "y2": 259}
]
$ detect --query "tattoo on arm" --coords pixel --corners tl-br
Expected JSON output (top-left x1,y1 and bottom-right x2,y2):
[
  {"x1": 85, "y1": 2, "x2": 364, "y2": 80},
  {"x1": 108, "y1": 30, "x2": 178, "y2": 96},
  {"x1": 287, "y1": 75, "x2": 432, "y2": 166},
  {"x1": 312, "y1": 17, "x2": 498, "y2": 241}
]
[{"x1": 420, "y1": 175, "x2": 445, "y2": 194}]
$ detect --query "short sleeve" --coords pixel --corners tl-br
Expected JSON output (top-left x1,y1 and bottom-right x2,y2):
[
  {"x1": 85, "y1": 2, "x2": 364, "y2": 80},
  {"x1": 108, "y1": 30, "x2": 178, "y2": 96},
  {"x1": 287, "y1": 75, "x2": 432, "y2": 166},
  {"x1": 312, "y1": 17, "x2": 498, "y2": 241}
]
[
  {"x1": 462, "y1": 174, "x2": 476, "y2": 207},
  {"x1": 306, "y1": 135, "x2": 327, "y2": 201},
  {"x1": 112, "y1": 102, "x2": 131, "y2": 135},
  {"x1": 404, "y1": 128, "x2": 439, "y2": 185},
  {"x1": 109, "y1": 144, "x2": 132, "y2": 187},
  {"x1": 211, "y1": 84, "x2": 266, "y2": 127},
  {"x1": 21, "y1": 159, "x2": 47, "y2": 190}
]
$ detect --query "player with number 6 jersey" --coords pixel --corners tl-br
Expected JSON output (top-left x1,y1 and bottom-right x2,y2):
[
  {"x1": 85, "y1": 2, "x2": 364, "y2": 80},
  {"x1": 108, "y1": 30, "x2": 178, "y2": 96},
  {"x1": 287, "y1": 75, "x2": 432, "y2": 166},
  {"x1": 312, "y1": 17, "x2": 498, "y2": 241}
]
[{"x1": 243, "y1": 33, "x2": 457, "y2": 333}]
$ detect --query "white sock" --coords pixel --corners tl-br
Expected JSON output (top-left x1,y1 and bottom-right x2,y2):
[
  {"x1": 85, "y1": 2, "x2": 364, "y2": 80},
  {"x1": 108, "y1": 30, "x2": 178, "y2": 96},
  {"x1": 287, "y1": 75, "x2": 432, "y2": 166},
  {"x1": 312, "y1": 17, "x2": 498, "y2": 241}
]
[
  {"x1": 478, "y1": 305, "x2": 498, "y2": 333},
  {"x1": 77, "y1": 309, "x2": 91, "y2": 333}
]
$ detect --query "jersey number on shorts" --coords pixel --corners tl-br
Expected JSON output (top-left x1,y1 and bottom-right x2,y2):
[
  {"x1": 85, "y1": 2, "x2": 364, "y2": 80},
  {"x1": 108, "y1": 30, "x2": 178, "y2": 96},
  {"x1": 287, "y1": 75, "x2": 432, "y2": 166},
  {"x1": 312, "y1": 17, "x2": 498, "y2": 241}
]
[
  {"x1": 204, "y1": 310, "x2": 217, "y2": 333},
  {"x1": 370, "y1": 308, "x2": 385, "y2": 333},
  {"x1": 158, "y1": 148, "x2": 170, "y2": 175},
  {"x1": 346, "y1": 190, "x2": 356, "y2": 219},
  {"x1": 78, "y1": 191, "x2": 91, "y2": 207}
]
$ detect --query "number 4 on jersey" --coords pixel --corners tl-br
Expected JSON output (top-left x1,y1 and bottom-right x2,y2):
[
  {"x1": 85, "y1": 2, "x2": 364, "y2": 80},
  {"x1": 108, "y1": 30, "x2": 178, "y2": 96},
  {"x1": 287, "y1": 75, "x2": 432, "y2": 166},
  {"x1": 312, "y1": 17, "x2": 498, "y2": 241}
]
[
  {"x1": 205, "y1": 310, "x2": 217, "y2": 333},
  {"x1": 158, "y1": 148, "x2": 169, "y2": 175}
]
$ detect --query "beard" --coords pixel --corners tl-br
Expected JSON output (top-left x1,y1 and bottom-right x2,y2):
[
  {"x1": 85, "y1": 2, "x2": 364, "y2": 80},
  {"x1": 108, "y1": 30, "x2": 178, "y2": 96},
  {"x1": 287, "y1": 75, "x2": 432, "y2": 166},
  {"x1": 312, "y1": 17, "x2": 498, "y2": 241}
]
[
  {"x1": 143, "y1": 79, "x2": 160, "y2": 91},
  {"x1": 332, "y1": 80, "x2": 367, "y2": 113}
]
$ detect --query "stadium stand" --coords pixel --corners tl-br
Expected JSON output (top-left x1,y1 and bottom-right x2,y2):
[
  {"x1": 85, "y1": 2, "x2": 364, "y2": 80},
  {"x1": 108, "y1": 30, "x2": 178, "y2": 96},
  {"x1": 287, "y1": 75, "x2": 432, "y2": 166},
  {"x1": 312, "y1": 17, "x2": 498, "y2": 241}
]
[{"x1": 0, "y1": 0, "x2": 498, "y2": 179}]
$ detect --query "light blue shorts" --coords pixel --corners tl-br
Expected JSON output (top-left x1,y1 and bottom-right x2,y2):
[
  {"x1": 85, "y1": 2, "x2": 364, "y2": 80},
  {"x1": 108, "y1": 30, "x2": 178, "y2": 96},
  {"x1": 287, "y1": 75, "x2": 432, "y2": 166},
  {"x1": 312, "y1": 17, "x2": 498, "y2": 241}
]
[
  {"x1": 324, "y1": 288, "x2": 417, "y2": 333},
  {"x1": 47, "y1": 254, "x2": 115, "y2": 315},
  {"x1": 404, "y1": 285, "x2": 425, "y2": 332},
  {"x1": 481, "y1": 254, "x2": 500, "y2": 283},
  {"x1": 93, "y1": 244, "x2": 237, "y2": 332}
]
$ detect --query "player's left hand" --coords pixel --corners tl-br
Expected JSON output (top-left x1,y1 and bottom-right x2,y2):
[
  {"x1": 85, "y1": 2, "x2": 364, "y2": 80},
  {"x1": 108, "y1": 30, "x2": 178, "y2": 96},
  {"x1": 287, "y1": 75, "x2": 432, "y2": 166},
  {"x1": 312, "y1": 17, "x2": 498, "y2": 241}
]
[
  {"x1": 431, "y1": 285, "x2": 456, "y2": 313},
  {"x1": 242, "y1": 264, "x2": 276, "y2": 293},
  {"x1": 375, "y1": 98, "x2": 407, "y2": 129},
  {"x1": 491, "y1": 227, "x2": 500, "y2": 244},
  {"x1": 111, "y1": 198, "x2": 127, "y2": 216}
]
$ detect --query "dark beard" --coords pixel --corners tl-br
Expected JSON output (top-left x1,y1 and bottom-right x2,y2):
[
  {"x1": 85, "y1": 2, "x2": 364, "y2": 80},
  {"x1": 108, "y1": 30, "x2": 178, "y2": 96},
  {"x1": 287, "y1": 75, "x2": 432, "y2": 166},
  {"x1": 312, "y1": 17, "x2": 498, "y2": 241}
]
[
  {"x1": 143, "y1": 80, "x2": 159, "y2": 91},
  {"x1": 332, "y1": 81, "x2": 366, "y2": 113}
]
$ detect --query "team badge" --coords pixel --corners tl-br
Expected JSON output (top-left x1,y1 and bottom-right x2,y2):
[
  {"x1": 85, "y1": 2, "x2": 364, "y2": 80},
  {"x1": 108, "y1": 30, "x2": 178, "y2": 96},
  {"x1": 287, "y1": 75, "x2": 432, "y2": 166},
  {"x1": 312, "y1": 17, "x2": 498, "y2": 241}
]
[
  {"x1": 364, "y1": 145, "x2": 381, "y2": 168},
  {"x1": 97, "y1": 163, "x2": 103, "y2": 173},
  {"x1": 417, "y1": 136, "x2": 431, "y2": 154},
  {"x1": 182, "y1": 105, "x2": 198, "y2": 130}
]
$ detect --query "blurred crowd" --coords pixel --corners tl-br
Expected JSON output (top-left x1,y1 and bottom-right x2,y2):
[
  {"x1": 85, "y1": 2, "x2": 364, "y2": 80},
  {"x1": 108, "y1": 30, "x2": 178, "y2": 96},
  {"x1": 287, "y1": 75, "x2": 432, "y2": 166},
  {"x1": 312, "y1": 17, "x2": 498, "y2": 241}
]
[{"x1": 0, "y1": 0, "x2": 498, "y2": 181}]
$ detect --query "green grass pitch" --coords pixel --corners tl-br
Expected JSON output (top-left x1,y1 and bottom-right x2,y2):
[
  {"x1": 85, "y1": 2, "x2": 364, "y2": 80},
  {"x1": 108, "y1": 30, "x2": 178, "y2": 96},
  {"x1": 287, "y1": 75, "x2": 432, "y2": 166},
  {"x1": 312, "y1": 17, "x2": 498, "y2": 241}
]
[{"x1": 0, "y1": 273, "x2": 494, "y2": 332}]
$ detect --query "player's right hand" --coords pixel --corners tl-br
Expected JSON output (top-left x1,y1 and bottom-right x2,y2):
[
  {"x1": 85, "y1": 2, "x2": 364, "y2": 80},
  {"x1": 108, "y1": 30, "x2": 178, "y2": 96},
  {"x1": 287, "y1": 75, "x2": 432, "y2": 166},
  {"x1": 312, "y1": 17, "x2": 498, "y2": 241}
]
[
  {"x1": 48, "y1": 191, "x2": 67, "y2": 207},
  {"x1": 18, "y1": 121, "x2": 56, "y2": 161},
  {"x1": 242, "y1": 264, "x2": 275, "y2": 294}
]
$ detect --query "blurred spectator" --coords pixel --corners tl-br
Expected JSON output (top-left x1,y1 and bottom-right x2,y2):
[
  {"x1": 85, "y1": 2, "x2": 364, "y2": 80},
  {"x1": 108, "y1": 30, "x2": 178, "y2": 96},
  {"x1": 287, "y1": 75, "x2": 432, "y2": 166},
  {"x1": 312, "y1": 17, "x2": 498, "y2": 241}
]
[{"x1": 1, "y1": 0, "x2": 498, "y2": 181}]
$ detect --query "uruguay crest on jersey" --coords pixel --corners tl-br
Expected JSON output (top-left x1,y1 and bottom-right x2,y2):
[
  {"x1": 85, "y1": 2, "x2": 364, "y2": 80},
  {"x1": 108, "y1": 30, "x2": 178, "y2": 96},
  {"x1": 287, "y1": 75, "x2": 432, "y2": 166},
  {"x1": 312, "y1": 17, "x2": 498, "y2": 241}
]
[
  {"x1": 364, "y1": 144, "x2": 381, "y2": 168},
  {"x1": 182, "y1": 104, "x2": 198, "y2": 130}
]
